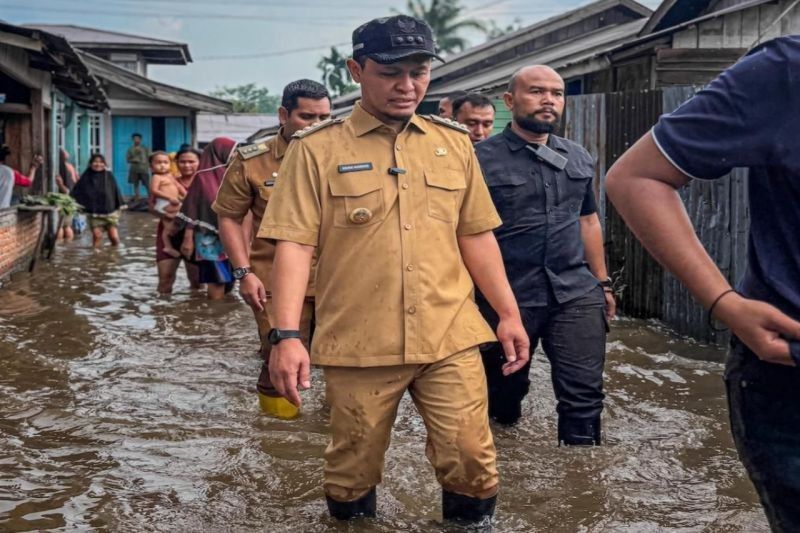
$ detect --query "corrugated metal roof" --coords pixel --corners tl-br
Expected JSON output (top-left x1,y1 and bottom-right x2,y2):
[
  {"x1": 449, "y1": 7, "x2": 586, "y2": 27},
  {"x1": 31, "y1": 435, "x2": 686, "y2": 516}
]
[
  {"x1": 80, "y1": 52, "x2": 231, "y2": 113},
  {"x1": 23, "y1": 24, "x2": 192, "y2": 64},
  {"x1": 429, "y1": 19, "x2": 647, "y2": 96}
]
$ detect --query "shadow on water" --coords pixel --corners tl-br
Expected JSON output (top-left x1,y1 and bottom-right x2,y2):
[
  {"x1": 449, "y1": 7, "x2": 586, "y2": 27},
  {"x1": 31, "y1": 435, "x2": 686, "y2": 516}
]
[{"x1": 0, "y1": 213, "x2": 767, "y2": 531}]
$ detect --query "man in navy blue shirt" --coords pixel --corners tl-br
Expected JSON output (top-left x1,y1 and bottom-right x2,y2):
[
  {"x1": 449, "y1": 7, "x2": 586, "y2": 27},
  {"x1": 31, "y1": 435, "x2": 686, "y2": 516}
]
[
  {"x1": 607, "y1": 36, "x2": 800, "y2": 531},
  {"x1": 476, "y1": 65, "x2": 616, "y2": 445}
]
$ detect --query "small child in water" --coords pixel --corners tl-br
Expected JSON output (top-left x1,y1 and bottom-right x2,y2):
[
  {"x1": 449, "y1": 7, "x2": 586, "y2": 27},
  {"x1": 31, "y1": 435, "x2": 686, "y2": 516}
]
[{"x1": 150, "y1": 151, "x2": 186, "y2": 258}]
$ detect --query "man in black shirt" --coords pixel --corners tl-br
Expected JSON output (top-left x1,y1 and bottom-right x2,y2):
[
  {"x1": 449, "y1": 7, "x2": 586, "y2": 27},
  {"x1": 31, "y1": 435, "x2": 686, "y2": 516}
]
[{"x1": 476, "y1": 65, "x2": 615, "y2": 445}]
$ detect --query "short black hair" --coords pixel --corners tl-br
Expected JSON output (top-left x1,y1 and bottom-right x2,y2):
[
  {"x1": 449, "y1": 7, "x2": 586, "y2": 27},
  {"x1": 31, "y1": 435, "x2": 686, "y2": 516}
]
[
  {"x1": 452, "y1": 93, "x2": 494, "y2": 118},
  {"x1": 131, "y1": 133, "x2": 142, "y2": 139},
  {"x1": 176, "y1": 146, "x2": 201, "y2": 160},
  {"x1": 0, "y1": 144, "x2": 10, "y2": 161},
  {"x1": 446, "y1": 90, "x2": 467, "y2": 102},
  {"x1": 282, "y1": 79, "x2": 330, "y2": 113}
]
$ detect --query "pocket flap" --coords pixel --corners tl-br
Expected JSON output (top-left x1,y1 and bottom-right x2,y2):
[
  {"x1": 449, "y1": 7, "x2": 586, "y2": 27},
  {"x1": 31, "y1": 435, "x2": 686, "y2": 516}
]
[
  {"x1": 424, "y1": 168, "x2": 467, "y2": 191},
  {"x1": 565, "y1": 160, "x2": 594, "y2": 180},
  {"x1": 484, "y1": 171, "x2": 527, "y2": 187},
  {"x1": 329, "y1": 174, "x2": 382, "y2": 197}
]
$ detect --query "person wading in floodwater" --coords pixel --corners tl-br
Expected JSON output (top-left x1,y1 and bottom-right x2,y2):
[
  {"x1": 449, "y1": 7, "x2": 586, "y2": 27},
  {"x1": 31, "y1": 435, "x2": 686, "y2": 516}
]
[
  {"x1": 607, "y1": 35, "x2": 800, "y2": 532},
  {"x1": 259, "y1": 14, "x2": 529, "y2": 525}
]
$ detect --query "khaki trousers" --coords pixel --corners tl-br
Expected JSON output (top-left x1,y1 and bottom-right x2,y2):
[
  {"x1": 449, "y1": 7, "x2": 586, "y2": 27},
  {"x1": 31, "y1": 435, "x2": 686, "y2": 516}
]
[{"x1": 323, "y1": 347, "x2": 498, "y2": 502}]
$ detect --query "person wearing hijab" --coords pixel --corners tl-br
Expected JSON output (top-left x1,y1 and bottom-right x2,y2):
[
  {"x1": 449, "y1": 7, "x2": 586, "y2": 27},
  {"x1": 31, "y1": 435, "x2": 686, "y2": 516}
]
[
  {"x1": 71, "y1": 153, "x2": 124, "y2": 248},
  {"x1": 180, "y1": 137, "x2": 237, "y2": 299}
]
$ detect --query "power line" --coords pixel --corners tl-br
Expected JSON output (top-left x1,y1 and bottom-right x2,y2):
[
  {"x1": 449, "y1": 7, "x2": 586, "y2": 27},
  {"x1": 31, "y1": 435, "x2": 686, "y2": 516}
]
[
  {"x1": 1, "y1": 3, "x2": 359, "y2": 25},
  {"x1": 196, "y1": 41, "x2": 350, "y2": 61}
]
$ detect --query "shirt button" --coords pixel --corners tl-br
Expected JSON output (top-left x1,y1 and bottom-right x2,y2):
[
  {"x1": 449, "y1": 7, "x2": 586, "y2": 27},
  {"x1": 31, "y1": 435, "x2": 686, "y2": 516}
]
[
  {"x1": 395, "y1": 145, "x2": 403, "y2": 151},
  {"x1": 404, "y1": 223, "x2": 412, "y2": 230},
  {"x1": 545, "y1": 182, "x2": 550, "y2": 188},
  {"x1": 408, "y1": 306, "x2": 416, "y2": 314},
  {"x1": 406, "y1": 264, "x2": 414, "y2": 271},
  {"x1": 401, "y1": 183, "x2": 409, "y2": 189}
]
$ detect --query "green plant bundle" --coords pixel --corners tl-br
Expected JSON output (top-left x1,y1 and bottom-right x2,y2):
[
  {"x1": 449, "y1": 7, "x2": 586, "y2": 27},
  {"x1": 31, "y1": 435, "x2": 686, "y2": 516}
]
[{"x1": 21, "y1": 193, "x2": 83, "y2": 217}]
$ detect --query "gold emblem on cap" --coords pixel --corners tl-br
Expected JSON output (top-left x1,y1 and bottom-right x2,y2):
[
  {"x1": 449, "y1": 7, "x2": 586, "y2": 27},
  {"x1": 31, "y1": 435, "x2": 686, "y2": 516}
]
[
  {"x1": 349, "y1": 207, "x2": 373, "y2": 225},
  {"x1": 435, "y1": 147, "x2": 447, "y2": 156}
]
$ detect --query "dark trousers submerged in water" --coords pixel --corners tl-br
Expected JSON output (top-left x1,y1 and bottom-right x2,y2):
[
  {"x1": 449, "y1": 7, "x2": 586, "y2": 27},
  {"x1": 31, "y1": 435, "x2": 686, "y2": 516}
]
[
  {"x1": 479, "y1": 286, "x2": 607, "y2": 444},
  {"x1": 726, "y1": 337, "x2": 800, "y2": 532}
]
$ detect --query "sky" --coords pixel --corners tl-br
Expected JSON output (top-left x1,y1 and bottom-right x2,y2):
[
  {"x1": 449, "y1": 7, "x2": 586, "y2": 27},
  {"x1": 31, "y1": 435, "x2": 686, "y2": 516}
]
[{"x1": 7, "y1": 0, "x2": 662, "y2": 97}]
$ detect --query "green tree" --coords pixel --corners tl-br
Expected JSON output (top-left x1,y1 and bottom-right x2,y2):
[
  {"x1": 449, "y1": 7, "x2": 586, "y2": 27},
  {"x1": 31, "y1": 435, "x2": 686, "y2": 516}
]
[
  {"x1": 317, "y1": 46, "x2": 358, "y2": 98},
  {"x1": 209, "y1": 83, "x2": 280, "y2": 113},
  {"x1": 486, "y1": 18, "x2": 522, "y2": 40},
  {"x1": 401, "y1": 0, "x2": 487, "y2": 54}
]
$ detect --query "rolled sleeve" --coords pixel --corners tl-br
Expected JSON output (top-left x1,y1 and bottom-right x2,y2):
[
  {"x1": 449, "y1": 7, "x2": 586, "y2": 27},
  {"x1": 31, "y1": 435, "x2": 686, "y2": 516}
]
[
  {"x1": 456, "y1": 145, "x2": 502, "y2": 236},
  {"x1": 652, "y1": 40, "x2": 788, "y2": 180},
  {"x1": 580, "y1": 177, "x2": 597, "y2": 216},
  {"x1": 258, "y1": 141, "x2": 321, "y2": 246},
  {"x1": 212, "y1": 155, "x2": 254, "y2": 219}
]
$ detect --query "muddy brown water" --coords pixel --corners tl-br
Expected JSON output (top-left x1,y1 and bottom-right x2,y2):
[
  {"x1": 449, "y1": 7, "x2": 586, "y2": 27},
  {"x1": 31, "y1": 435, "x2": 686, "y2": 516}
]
[{"x1": 0, "y1": 213, "x2": 767, "y2": 532}]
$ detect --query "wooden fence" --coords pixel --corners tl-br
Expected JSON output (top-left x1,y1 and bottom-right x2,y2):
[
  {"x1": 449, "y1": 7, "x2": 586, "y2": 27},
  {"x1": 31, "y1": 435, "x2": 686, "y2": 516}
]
[{"x1": 565, "y1": 86, "x2": 750, "y2": 345}]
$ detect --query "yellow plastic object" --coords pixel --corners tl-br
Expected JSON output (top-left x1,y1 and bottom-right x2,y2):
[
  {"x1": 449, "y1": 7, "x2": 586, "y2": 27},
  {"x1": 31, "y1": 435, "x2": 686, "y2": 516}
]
[{"x1": 258, "y1": 393, "x2": 299, "y2": 419}]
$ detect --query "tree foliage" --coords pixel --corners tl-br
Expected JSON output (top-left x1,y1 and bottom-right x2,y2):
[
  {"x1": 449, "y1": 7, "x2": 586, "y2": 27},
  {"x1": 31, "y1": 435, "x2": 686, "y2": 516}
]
[
  {"x1": 401, "y1": 0, "x2": 487, "y2": 54},
  {"x1": 209, "y1": 83, "x2": 280, "y2": 113},
  {"x1": 486, "y1": 18, "x2": 523, "y2": 40},
  {"x1": 317, "y1": 47, "x2": 358, "y2": 98}
]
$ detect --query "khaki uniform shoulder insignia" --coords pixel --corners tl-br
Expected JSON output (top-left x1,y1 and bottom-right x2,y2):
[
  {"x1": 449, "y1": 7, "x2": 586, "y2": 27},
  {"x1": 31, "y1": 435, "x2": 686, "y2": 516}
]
[
  {"x1": 292, "y1": 117, "x2": 345, "y2": 139},
  {"x1": 236, "y1": 139, "x2": 272, "y2": 161},
  {"x1": 423, "y1": 114, "x2": 470, "y2": 134}
]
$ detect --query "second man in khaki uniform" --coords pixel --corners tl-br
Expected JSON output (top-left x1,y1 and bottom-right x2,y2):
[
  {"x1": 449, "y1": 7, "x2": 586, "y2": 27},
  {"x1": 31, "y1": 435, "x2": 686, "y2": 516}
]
[{"x1": 212, "y1": 79, "x2": 331, "y2": 418}]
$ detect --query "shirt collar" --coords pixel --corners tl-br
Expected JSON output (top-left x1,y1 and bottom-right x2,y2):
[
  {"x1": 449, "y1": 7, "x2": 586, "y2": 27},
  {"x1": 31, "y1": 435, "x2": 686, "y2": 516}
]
[
  {"x1": 502, "y1": 123, "x2": 569, "y2": 153},
  {"x1": 351, "y1": 101, "x2": 427, "y2": 137},
  {"x1": 273, "y1": 127, "x2": 289, "y2": 160}
]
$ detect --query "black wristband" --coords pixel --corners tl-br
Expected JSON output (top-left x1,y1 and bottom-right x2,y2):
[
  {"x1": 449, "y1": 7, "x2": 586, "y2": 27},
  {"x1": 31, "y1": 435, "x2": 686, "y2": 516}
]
[{"x1": 707, "y1": 289, "x2": 737, "y2": 332}]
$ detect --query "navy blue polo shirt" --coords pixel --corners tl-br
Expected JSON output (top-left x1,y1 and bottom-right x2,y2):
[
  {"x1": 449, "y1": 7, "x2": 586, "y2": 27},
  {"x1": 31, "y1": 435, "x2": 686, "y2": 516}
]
[
  {"x1": 652, "y1": 35, "x2": 800, "y2": 319},
  {"x1": 476, "y1": 126, "x2": 599, "y2": 307}
]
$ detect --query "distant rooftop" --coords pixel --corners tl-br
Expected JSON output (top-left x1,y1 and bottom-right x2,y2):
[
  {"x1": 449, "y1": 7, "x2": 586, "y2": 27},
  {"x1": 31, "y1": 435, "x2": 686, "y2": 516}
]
[{"x1": 23, "y1": 24, "x2": 191, "y2": 64}]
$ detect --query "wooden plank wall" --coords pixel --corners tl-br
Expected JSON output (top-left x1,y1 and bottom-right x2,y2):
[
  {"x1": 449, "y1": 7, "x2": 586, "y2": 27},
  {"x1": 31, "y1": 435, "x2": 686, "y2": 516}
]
[
  {"x1": 604, "y1": 89, "x2": 664, "y2": 318},
  {"x1": 672, "y1": 0, "x2": 800, "y2": 50},
  {"x1": 564, "y1": 93, "x2": 607, "y2": 228}
]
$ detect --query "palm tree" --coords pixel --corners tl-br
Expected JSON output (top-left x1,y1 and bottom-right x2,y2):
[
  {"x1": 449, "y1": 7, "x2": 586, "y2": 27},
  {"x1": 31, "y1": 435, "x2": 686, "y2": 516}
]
[
  {"x1": 402, "y1": 0, "x2": 488, "y2": 55},
  {"x1": 317, "y1": 47, "x2": 358, "y2": 97}
]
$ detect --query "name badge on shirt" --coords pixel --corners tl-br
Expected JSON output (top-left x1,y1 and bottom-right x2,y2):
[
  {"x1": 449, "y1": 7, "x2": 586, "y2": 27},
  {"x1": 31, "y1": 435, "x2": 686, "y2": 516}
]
[{"x1": 338, "y1": 162, "x2": 373, "y2": 173}]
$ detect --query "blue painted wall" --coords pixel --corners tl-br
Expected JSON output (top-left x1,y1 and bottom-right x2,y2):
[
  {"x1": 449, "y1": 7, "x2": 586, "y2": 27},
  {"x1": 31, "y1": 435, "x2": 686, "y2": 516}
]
[{"x1": 111, "y1": 116, "x2": 190, "y2": 197}]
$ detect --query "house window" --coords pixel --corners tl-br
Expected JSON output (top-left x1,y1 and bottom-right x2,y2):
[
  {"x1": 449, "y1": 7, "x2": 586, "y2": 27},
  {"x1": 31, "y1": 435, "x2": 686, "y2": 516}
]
[{"x1": 89, "y1": 114, "x2": 102, "y2": 154}]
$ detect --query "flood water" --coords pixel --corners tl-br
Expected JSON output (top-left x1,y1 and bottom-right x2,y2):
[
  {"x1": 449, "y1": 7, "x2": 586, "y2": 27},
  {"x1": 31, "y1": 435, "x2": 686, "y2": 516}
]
[{"x1": 0, "y1": 213, "x2": 768, "y2": 532}]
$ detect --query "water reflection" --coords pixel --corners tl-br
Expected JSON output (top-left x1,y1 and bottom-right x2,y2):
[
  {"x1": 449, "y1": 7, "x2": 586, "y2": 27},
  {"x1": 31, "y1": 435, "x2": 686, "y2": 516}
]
[{"x1": 0, "y1": 213, "x2": 767, "y2": 531}]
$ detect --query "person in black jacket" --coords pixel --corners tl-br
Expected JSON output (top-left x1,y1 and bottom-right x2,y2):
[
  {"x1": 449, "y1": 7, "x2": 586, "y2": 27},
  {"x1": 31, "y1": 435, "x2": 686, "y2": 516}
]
[{"x1": 71, "y1": 153, "x2": 125, "y2": 248}]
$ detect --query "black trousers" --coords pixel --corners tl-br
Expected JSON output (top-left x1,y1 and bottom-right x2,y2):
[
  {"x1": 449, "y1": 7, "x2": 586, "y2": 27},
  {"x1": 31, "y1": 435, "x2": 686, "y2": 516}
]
[
  {"x1": 726, "y1": 336, "x2": 800, "y2": 532},
  {"x1": 478, "y1": 286, "x2": 607, "y2": 430}
]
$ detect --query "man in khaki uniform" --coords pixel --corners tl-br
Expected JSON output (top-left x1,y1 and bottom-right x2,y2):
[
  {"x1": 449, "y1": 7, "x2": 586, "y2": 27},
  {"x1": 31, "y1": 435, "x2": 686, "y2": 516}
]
[
  {"x1": 212, "y1": 80, "x2": 331, "y2": 419},
  {"x1": 259, "y1": 16, "x2": 530, "y2": 524}
]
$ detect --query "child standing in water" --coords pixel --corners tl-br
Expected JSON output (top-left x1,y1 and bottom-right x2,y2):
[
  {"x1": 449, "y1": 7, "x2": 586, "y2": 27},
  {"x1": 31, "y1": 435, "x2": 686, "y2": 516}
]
[{"x1": 150, "y1": 151, "x2": 187, "y2": 258}]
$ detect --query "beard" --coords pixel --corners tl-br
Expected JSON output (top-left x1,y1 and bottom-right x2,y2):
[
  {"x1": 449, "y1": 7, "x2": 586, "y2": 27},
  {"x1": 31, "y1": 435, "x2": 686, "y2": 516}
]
[{"x1": 515, "y1": 110, "x2": 560, "y2": 134}]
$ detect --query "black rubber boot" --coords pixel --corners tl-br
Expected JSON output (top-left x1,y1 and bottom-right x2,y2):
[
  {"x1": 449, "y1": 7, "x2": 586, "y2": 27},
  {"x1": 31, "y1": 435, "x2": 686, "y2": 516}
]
[
  {"x1": 558, "y1": 416, "x2": 601, "y2": 446},
  {"x1": 325, "y1": 487, "x2": 377, "y2": 520},
  {"x1": 442, "y1": 490, "x2": 497, "y2": 524}
]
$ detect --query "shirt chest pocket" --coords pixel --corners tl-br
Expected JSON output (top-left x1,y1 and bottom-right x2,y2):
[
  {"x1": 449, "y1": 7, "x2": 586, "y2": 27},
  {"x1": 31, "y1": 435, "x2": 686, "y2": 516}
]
[
  {"x1": 424, "y1": 168, "x2": 466, "y2": 222},
  {"x1": 257, "y1": 182, "x2": 274, "y2": 202},
  {"x1": 329, "y1": 174, "x2": 385, "y2": 228},
  {"x1": 486, "y1": 173, "x2": 531, "y2": 221},
  {"x1": 561, "y1": 160, "x2": 594, "y2": 207}
]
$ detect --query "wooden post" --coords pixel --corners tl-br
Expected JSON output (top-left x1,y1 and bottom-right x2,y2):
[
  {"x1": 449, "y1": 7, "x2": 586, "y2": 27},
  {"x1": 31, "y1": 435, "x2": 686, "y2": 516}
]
[{"x1": 30, "y1": 88, "x2": 45, "y2": 194}]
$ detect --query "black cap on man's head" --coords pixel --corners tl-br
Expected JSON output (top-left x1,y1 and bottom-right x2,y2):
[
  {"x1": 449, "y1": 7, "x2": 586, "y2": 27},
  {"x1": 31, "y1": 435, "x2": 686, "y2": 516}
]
[{"x1": 352, "y1": 15, "x2": 445, "y2": 64}]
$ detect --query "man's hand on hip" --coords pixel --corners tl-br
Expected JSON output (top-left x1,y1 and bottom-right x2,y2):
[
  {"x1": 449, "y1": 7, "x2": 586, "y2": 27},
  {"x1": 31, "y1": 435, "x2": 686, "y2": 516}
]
[
  {"x1": 716, "y1": 293, "x2": 800, "y2": 366},
  {"x1": 269, "y1": 339, "x2": 311, "y2": 407},
  {"x1": 496, "y1": 316, "x2": 530, "y2": 375}
]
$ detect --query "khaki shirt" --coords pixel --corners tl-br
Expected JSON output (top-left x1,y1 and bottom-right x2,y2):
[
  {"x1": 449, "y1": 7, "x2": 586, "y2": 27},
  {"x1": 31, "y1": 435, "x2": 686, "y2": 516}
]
[
  {"x1": 259, "y1": 103, "x2": 501, "y2": 367},
  {"x1": 212, "y1": 131, "x2": 314, "y2": 296}
]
